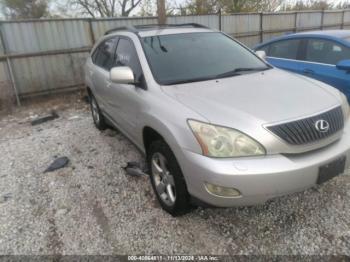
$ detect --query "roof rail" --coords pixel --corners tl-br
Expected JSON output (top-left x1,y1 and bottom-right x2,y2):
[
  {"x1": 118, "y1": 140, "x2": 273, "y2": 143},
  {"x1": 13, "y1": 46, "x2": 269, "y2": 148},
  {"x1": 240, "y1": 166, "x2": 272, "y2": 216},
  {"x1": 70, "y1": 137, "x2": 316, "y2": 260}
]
[
  {"x1": 104, "y1": 26, "x2": 138, "y2": 35},
  {"x1": 135, "y1": 23, "x2": 209, "y2": 29},
  {"x1": 104, "y1": 23, "x2": 209, "y2": 35}
]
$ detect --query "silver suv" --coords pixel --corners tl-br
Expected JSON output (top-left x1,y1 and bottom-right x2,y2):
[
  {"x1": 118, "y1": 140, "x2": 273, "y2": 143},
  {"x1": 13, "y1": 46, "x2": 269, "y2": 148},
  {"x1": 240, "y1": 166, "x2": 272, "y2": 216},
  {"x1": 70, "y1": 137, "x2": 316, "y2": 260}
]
[{"x1": 85, "y1": 24, "x2": 350, "y2": 216}]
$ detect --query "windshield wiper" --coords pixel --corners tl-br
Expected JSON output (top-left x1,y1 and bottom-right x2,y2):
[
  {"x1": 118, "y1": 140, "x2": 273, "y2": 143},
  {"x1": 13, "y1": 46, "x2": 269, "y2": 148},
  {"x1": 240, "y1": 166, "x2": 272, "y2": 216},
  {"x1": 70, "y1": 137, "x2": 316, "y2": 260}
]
[
  {"x1": 162, "y1": 67, "x2": 270, "y2": 85},
  {"x1": 163, "y1": 76, "x2": 218, "y2": 85},
  {"x1": 216, "y1": 67, "x2": 270, "y2": 79}
]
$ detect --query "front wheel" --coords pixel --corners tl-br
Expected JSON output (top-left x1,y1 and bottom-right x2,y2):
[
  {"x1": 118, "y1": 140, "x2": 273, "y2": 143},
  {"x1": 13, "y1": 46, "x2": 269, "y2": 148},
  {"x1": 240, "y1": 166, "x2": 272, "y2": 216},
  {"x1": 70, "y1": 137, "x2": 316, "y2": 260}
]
[{"x1": 147, "y1": 140, "x2": 193, "y2": 216}]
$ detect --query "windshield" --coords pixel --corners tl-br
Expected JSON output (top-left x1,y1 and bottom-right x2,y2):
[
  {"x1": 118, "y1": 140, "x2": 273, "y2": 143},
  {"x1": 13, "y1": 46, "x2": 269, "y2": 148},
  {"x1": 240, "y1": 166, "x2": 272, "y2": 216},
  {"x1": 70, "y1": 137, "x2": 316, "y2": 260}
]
[
  {"x1": 142, "y1": 32, "x2": 269, "y2": 85},
  {"x1": 345, "y1": 36, "x2": 350, "y2": 42}
]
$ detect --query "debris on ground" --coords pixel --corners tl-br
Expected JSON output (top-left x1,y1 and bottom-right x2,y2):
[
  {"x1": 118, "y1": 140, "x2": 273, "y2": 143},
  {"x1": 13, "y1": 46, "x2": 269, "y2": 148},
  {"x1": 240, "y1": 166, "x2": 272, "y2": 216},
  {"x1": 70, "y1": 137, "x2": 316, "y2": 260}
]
[
  {"x1": 0, "y1": 193, "x2": 12, "y2": 204},
  {"x1": 68, "y1": 116, "x2": 80, "y2": 121},
  {"x1": 31, "y1": 110, "x2": 59, "y2": 126},
  {"x1": 44, "y1": 157, "x2": 70, "y2": 173},
  {"x1": 56, "y1": 208, "x2": 70, "y2": 216},
  {"x1": 123, "y1": 161, "x2": 148, "y2": 177},
  {"x1": 103, "y1": 129, "x2": 118, "y2": 137}
]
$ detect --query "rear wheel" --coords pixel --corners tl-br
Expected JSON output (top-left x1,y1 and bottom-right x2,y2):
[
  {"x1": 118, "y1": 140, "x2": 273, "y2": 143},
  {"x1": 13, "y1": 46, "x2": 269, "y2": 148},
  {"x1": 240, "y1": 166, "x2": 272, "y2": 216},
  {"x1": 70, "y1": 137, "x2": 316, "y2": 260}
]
[
  {"x1": 147, "y1": 140, "x2": 193, "y2": 216},
  {"x1": 90, "y1": 95, "x2": 107, "y2": 130}
]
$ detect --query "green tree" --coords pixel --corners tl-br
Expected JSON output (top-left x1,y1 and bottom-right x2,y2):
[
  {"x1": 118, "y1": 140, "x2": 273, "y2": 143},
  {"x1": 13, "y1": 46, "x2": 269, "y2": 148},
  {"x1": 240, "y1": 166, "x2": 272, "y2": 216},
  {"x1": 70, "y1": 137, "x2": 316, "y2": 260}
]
[{"x1": 1, "y1": 0, "x2": 49, "y2": 19}]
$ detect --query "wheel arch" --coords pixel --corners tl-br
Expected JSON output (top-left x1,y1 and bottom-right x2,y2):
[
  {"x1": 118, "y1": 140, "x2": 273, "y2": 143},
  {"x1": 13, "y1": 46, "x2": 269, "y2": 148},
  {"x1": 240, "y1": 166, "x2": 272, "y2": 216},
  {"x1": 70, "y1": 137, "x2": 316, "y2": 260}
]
[
  {"x1": 86, "y1": 86, "x2": 93, "y2": 97},
  {"x1": 143, "y1": 126, "x2": 165, "y2": 154}
]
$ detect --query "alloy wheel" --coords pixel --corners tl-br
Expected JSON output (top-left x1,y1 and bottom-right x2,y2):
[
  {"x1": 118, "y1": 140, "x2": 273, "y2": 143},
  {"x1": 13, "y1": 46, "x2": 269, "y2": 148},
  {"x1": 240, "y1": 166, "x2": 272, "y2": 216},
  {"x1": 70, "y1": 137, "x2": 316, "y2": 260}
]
[{"x1": 151, "y1": 152, "x2": 176, "y2": 206}]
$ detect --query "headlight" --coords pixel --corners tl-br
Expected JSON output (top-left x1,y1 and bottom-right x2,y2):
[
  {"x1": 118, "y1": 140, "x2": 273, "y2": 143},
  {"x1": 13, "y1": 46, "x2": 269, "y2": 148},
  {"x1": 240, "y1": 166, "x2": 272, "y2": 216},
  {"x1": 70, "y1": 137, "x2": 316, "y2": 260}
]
[
  {"x1": 188, "y1": 120, "x2": 265, "y2": 158},
  {"x1": 339, "y1": 92, "x2": 349, "y2": 120}
]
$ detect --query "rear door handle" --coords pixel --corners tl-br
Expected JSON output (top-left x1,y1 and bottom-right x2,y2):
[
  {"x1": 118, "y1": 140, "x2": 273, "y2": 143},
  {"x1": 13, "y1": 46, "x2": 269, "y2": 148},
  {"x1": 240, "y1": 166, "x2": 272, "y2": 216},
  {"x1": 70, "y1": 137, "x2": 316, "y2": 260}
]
[{"x1": 303, "y1": 69, "x2": 315, "y2": 75}]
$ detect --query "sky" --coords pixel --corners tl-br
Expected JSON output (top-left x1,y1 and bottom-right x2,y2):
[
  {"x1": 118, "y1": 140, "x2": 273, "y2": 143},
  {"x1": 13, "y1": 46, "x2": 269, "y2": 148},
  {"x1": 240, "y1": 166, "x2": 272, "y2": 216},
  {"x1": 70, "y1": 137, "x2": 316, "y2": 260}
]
[
  {"x1": 36, "y1": 0, "x2": 350, "y2": 18},
  {"x1": 0, "y1": 0, "x2": 345, "y2": 18}
]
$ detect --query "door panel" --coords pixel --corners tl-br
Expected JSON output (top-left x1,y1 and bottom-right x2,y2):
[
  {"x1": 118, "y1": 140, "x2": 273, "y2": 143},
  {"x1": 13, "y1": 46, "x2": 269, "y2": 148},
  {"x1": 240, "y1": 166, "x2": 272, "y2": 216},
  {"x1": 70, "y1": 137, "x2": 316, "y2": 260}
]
[
  {"x1": 300, "y1": 38, "x2": 350, "y2": 99},
  {"x1": 90, "y1": 37, "x2": 118, "y2": 112},
  {"x1": 107, "y1": 83, "x2": 146, "y2": 145},
  {"x1": 92, "y1": 67, "x2": 110, "y2": 112},
  {"x1": 297, "y1": 61, "x2": 350, "y2": 98},
  {"x1": 266, "y1": 57, "x2": 304, "y2": 74},
  {"x1": 263, "y1": 38, "x2": 304, "y2": 74},
  {"x1": 105, "y1": 37, "x2": 146, "y2": 143}
]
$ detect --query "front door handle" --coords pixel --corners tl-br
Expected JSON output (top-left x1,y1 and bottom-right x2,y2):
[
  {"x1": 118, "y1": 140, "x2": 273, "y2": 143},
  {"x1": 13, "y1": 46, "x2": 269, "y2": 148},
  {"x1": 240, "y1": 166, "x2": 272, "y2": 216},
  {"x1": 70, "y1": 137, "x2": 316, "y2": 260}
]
[
  {"x1": 303, "y1": 69, "x2": 315, "y2": 75},
  {"x1": 105, "y1": 80, "x2": 112, "y2": 88}
]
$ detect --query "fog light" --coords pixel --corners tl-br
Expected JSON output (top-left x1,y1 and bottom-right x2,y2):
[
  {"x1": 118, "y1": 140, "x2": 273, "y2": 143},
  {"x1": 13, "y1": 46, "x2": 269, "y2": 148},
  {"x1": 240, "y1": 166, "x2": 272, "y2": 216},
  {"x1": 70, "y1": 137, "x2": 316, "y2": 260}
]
[{"x1": 205, "y1": 182, "x2": 241, "y2": 198}]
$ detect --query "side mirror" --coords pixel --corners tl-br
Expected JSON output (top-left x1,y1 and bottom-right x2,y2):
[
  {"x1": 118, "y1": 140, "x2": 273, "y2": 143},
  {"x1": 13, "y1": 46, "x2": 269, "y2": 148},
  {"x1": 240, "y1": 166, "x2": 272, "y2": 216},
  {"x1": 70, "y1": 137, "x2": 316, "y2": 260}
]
[
  {"x1": 110, "y1": 66, "x2": 135, "y2": 84},
  {"x1": 336, "y1": 60, "x2": 350, "y2": 71},
  {"x1": 255, "y1": 50, "x2": 267, "y2": 60}
]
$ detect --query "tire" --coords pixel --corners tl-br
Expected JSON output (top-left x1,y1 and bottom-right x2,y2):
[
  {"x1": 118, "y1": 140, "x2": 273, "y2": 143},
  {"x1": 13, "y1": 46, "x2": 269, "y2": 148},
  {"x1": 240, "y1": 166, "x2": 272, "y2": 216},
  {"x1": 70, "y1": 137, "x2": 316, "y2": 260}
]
[
  {"x1": 147, "y1": 140, "x2": 193, "y2": 216},
  {"x1": 90, "y1": 94, "x2": 107, "y2": 131}
]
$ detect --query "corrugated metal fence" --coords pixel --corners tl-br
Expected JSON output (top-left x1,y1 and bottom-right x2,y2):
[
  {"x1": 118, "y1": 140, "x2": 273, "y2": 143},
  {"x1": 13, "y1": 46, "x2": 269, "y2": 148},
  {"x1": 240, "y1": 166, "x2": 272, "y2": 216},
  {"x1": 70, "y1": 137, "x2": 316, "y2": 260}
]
[{"x1": 0, "y1": 9, "x2": 350, "y2": 106}]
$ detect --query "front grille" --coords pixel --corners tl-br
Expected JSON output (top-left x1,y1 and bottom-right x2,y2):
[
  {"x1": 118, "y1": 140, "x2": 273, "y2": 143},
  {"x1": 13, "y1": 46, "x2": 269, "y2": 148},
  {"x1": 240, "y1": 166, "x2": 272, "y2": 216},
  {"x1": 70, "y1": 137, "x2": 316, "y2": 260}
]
[{"x1": 267, "y1": 107, "x2": 344, "y2": 145}]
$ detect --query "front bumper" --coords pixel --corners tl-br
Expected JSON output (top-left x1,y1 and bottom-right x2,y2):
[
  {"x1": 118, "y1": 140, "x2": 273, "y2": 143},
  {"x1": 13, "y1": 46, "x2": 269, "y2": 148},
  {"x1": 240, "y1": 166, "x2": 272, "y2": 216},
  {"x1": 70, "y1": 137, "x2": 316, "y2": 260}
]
[{"x1": 179, "y1": 121, "x2": 350, "y2": 207}]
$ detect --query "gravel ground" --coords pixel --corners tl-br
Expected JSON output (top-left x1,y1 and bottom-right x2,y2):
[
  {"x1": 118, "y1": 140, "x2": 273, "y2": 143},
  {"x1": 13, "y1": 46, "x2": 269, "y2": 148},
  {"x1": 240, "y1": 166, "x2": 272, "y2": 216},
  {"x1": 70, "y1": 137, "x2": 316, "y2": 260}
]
[{"x1": 0, "y1": 93, "x2": 350, "y2": 255}]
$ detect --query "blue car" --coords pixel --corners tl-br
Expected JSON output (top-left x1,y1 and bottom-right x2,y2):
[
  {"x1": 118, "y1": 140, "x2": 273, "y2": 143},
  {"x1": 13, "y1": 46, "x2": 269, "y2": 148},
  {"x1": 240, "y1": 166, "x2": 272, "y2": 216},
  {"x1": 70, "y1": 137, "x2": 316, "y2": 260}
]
[{"x1": 254, "y1": 30, "x2": 350, "y2": 100}]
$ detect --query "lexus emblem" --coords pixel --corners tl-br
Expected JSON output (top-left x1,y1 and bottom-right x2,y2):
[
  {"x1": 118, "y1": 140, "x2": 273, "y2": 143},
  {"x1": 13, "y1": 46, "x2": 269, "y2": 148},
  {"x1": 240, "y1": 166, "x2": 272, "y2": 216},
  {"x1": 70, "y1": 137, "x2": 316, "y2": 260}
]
[{"x1": 315, "y1": 119, "x2": 330, "y2": 133}]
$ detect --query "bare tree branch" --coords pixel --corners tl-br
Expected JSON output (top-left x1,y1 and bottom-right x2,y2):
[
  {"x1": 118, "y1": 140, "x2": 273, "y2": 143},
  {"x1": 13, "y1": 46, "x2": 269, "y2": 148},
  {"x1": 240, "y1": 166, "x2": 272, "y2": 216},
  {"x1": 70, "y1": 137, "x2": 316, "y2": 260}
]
[
  {"x1": 122, "y1": 0, "x2": 141, "y2": 16},
  {"x1": 68, "y1": 0, "x2": 142, "y2": 17}
]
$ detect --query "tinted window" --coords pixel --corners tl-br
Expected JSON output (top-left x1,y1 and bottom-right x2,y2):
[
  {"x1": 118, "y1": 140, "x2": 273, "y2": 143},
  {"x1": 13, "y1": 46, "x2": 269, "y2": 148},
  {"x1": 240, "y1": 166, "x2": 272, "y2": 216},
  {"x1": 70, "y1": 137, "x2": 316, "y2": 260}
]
[
  {"x1": 92, "y1": 48, "x2": 99, "y2": 63},
  {"x1": 305, "y1": 39, "x2": 350, "y2": 65},
  {"x1": 142, "y1": 32, "x2": 268, "y2": 85},
  {"x1": 115, "y1": 38, "x2": 143, "y2": 82},
  {"x1": 93, "y1": 38, "x2": 118, "y2": 70},
  {"x1": 268, "y1": 39, "x2": 301, "y2": 59},
  {"x1": 257, "y1": 45, "x2": 269, "y2": 54}
]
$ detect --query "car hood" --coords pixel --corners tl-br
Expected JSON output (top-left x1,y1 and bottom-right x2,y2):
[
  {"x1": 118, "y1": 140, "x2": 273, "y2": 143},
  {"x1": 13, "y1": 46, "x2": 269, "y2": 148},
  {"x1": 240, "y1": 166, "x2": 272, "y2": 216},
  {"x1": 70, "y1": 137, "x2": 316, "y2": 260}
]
[{"x1": 161, "y1": 68, "x2": 341, "y2": 130}]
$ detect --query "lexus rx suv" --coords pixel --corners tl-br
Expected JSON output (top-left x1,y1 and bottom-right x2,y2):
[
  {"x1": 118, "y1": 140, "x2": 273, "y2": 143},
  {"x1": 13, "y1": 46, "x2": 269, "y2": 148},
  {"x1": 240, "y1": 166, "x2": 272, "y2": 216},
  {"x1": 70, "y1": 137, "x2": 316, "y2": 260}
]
[{"x1": 85, "y1": 24, "x2": 350, "y2": 216}]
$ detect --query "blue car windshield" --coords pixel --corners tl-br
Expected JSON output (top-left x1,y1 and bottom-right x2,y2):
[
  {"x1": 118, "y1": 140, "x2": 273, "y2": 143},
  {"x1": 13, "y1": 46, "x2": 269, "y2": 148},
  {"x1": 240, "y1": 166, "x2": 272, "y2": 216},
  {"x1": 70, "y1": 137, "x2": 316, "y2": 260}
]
[{"x1": 142, "y1": 32, "x2": 269, "y2": 85}]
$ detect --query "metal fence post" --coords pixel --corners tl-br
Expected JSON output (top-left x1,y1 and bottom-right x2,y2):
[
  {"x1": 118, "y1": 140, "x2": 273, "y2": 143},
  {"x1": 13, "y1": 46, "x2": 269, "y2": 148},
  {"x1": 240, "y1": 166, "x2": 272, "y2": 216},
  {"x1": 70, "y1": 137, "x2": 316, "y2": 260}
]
[
  {"x1": 88, "y1": 18, "x2": 95, "y2": 45},
  {"x1": 0, "y1": 22, "x2": 20, "y2": 106},
  {"x1": 320, "y1": 9, "x2": 325, "y2": 30},
  {"x1": 260, "y1": 12, "x2": 263, "y2": 43},
  {"x1": 218, "y1": 8, "x2": 222, "y2": 31},
  {"x1": 341, "y1": 10, "x2": 345, "y2": 29},
  {"x1": 294, "y1": 12, "x2": 298, "y2": 32}
]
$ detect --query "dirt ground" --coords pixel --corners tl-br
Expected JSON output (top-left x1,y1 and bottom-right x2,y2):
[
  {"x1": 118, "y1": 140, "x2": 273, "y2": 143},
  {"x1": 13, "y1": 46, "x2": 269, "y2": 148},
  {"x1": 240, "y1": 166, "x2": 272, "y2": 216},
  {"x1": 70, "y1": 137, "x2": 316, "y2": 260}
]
[{"x1": 1, "y1": 92, "x2": 350, "y2": 255}]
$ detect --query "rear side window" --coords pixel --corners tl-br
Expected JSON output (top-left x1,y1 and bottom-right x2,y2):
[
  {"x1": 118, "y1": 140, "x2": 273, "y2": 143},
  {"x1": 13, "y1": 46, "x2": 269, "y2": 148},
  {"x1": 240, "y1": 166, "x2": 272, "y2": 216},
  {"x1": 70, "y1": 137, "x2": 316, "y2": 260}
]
[
  {"x1": 115, "y1": 38, "x2": 143, "y2": 82},
  {"x1": 305, "y1": 39, "x2": 350, "y2": 65},
  {"x1": 93, "y1": 38, "x2": 118, "y2": 70},
  {"x1": 268, "y1": 39, "x2": 301, "y2": 60}
]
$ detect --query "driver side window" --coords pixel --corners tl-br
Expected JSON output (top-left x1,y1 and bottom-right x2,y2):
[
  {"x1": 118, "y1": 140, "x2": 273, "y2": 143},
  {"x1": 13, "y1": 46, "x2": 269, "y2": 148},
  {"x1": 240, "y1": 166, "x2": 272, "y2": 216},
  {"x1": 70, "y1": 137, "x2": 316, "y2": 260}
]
[
  {"x1": 115, "y1": 38, "x2": 143, "y2": 82},
  {"x1": 268, "y1": 39, "x2": 301, "y2": 60}
]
